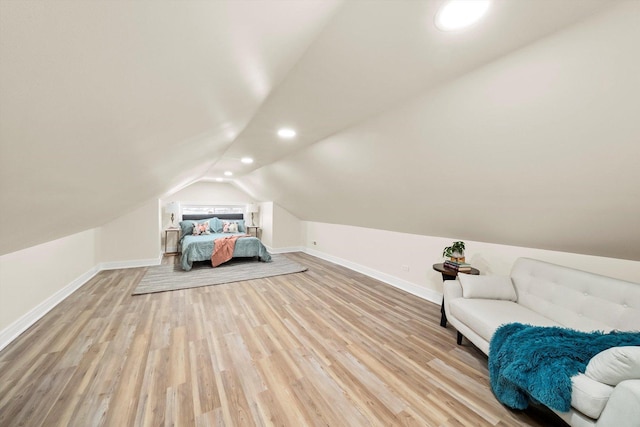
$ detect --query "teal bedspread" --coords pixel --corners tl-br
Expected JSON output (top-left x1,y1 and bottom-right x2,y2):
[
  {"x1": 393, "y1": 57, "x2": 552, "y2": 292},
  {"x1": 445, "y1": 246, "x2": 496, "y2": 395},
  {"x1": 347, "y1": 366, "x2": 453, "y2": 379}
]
[{"x1": 180, "y1": 233, "x2": 271, "y2": 271}]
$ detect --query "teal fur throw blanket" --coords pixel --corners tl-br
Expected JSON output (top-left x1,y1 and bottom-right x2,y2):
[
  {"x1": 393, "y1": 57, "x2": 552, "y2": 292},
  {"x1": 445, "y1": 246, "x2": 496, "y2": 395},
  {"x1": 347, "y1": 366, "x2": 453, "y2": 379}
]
[{"x1": 489, "y1": 323, "x2": 640, "y2": 412}]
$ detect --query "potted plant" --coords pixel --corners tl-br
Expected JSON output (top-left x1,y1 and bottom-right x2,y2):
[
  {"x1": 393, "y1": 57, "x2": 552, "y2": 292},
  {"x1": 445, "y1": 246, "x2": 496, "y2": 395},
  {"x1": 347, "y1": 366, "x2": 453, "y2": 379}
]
[{"x1": 442, "y1": 241, "x2": 466, "y2": 263}]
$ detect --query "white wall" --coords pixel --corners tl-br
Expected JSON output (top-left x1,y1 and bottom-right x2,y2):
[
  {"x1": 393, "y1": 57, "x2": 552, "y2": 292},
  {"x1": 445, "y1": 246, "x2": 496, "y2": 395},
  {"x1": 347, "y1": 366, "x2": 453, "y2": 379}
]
[
  {"x1": 259, "y1": 202, "x2": 274, "y2": 247},
  {"x1": 0, "y1": 228, "x2": 99, "y2": 344},
  {"x1": 271, "y1": 203, "x2": 303, "y2": 250},
  {"x1": 97, "y1": 198, "x2": 162, "y2": 266},
  {"x1": 304, "y1": 221, "x2": 640, "y2": 304},
  {"x1": 256, "y1": 201, "x2": 303, "y2": 251}
]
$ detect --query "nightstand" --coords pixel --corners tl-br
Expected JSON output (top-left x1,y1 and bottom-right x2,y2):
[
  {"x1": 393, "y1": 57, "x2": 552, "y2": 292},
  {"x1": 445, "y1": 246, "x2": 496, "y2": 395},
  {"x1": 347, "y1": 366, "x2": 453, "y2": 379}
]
[
  {"x1": 246, "y1": 226, "x2": 260, "y2": 240},
  {"x1": 164, "y1": 228, "x2": 180, "y2": 254}
]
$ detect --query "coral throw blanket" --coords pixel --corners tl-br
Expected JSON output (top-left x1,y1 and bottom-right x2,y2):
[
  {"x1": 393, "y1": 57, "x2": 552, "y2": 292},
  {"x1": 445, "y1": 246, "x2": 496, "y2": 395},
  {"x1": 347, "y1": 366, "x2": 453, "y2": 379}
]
[{"x1": 211, "y1": 235, "x2": 248, "y2": 267}]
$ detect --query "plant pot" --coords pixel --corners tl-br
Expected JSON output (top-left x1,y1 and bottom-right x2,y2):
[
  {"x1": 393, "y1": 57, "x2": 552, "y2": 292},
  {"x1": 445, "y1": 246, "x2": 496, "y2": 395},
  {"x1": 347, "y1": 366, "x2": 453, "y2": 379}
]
[{"x1": 450, "y1": 252, "x2": 465, "y2": 263}]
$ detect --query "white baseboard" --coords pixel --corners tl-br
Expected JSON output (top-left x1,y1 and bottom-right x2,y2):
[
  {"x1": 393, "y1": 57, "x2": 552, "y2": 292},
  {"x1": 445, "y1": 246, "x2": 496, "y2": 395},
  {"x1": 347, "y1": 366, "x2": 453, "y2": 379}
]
[
  {"x1": 266, "y1": 245, "x2": 305, "y2": 254},
  {"x1": 303, "y1": 247, "x2": 442, "y2": 305},
  {"x1": 0, "y1": 254, "x2": 162, "y2": 352},
  {"x1": 0, "y1": 265, "x2": 100, "y2": 352},
  {"x1": 99, "y1": 255, "x2": 162, "y2": 270}
]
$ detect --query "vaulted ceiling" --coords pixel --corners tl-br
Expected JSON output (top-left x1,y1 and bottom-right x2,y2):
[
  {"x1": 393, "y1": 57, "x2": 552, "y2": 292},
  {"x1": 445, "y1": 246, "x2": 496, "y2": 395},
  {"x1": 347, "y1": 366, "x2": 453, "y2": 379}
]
[{"x1": 1, "y1": 0, "x2": 638, "y2": 260}]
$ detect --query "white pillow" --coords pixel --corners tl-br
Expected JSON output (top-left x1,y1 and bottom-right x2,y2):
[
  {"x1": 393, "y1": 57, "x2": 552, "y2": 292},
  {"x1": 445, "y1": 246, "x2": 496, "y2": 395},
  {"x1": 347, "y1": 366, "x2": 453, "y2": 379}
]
[
  {"x1": 192, "y1": 221, "x2": 210, "y2": 235},
  {"x1": 585, "y1": 346, "x2": 640, "y2": 386},
  {"x1": 458, "y1": 274, "x2": 517, "y2": 301}
]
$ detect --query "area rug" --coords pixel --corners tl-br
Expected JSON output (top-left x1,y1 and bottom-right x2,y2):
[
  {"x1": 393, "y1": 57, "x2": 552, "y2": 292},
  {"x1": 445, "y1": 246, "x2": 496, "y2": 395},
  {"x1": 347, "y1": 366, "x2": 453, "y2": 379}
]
[{"x1": 133, "y1": 254, "x2": 307, "y2": 295}]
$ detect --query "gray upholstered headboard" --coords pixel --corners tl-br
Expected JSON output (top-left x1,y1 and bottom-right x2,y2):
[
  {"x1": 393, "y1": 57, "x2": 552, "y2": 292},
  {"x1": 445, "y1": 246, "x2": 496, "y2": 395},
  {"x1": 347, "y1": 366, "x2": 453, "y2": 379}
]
[{"x1": 182, "y1": 213, "x2": 244, "y2": 221}]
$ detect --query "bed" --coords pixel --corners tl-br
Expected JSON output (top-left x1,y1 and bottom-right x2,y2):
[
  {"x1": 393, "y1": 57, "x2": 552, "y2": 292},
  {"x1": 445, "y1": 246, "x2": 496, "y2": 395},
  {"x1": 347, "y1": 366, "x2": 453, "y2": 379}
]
[{"x1": 179, "y1": 214, "x2": 271, "y2": 271}]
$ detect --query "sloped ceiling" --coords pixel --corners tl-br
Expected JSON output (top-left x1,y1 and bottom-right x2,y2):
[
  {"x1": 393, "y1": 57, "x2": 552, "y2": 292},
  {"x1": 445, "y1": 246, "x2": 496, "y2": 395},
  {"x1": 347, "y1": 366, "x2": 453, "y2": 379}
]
[
  {"x1": 1, "y1": 0, "x2": 637, "y2": 260},
  {"x1": 0, "y1": 0, "x2": 341, "y2": 255}
]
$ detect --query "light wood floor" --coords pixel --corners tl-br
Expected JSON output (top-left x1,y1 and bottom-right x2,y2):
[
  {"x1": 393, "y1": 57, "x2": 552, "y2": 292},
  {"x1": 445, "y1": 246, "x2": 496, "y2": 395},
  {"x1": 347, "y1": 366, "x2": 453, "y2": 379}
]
[{"x1": 0, "y1": 252, "x2": 564, "y2": 426}]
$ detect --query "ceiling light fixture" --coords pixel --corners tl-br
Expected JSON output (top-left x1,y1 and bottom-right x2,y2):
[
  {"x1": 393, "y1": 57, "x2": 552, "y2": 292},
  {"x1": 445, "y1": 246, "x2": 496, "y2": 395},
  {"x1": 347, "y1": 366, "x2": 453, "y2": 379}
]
[
  {"x1": 215, "y1": 178, "x2": 223, "y2": 182},
  {"x1": 241, "y1": 157, "x2": 254, "y2": 164},
  {"x1": 224, "y1": 171, "x2": 233, "y2": 176},
  {"x1": 277, "y1": 128, "x2": 296, "y2": 138},
  {"x1": 435, "y1": 0, "x2": 491, "y2": 31}
]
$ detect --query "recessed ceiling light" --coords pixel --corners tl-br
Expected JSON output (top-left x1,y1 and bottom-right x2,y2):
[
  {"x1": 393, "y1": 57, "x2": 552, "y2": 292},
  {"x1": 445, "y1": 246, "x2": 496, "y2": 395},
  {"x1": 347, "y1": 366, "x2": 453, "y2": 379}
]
[
  {"x1": 277, "y1": 128, "x2": 296, "y2": 138},
  {"x1": 435, "y1": 0, "x2": 491, "y2": 31},
  {"x1": 241, "y1": 157, "x2": 254, "y2": 164},
  {"x1": 215, "y1": 178, "x2": 223, "y2": 182},
  {"x1": 224, "y1": 171, "x2": 233, "y2": 176}
]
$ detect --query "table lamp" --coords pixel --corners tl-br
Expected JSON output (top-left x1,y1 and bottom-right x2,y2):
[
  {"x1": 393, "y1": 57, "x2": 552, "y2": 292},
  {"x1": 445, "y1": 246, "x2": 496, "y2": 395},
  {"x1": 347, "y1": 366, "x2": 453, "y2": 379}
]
[
  {"x1": 246, "y1": 203, "x2": 259, "y2": 226},
  {"x1": 166, "y1": 202, "x2": 180, "y2": 228}
]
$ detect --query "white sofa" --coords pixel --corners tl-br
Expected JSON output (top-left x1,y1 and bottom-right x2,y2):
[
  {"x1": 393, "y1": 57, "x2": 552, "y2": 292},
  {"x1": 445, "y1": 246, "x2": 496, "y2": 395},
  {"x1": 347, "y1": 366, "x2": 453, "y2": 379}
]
[{"x1": 443, "y1": 257, "x2": 640, "y2": 427}]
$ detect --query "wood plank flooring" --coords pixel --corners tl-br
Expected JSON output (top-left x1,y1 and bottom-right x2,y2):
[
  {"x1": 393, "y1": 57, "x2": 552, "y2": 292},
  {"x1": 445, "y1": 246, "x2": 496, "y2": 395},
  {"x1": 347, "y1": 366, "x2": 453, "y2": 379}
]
[{"x1": 0, "y1": 252, "x2": 564, "y2": 426}]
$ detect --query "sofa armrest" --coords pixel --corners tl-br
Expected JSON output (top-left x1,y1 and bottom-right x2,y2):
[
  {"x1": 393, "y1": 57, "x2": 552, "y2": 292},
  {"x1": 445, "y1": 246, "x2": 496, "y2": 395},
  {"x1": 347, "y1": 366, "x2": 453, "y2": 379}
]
[
  {"x1": 597, "y1": 379, "x2": 640, "y2": 426},
  {"x1": 443, "y1": 279, "x2": 463, "y2": 320}
]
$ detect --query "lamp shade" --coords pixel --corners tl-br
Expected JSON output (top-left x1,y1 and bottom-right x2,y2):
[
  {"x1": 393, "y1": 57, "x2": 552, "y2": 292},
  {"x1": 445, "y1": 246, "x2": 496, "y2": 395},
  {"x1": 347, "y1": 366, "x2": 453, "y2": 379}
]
[
  {"x1": 166, "y1": 202, "x2": 180, "y2": 216},
  {"x1": 246, "y1": 203, "x2": 260, "y2": 227}
]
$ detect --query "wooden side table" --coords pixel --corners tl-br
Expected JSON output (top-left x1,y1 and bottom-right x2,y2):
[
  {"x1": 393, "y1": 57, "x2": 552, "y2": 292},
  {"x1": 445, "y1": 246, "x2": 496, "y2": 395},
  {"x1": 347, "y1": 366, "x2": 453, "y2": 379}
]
[
  {"x1": 164, "y1": 228, "x2": 181, "y2": 255},
  {"x1": 433, "y1": 263, "x2": 480, "y2": 328}
]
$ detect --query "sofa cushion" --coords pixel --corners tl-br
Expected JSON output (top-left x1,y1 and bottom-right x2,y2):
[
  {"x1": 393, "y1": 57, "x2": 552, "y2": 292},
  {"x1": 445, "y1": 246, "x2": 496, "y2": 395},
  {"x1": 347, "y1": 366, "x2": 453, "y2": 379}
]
[
  {"x1": 458, "y1": 275, "x2": 517, "y2": 301},
  {"x1": 585, "y1": 346, "x2": 640, "y2": 386},
  {"x1": 571, "y1": 373, "x2": 614, "y2": 419},
  {"x1": 449, "y1": 298, "x2": 559, "y2": 343}
]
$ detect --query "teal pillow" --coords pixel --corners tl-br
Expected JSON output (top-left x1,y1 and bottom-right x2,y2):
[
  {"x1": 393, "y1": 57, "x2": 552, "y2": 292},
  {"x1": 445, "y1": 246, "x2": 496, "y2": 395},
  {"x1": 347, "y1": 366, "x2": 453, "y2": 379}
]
[
  {"x1": 179, "y1": 220, "x2": 196, "y2": 237},
  {"x1": 208, "y1": 217, "x2": 223, "y2": 233}
]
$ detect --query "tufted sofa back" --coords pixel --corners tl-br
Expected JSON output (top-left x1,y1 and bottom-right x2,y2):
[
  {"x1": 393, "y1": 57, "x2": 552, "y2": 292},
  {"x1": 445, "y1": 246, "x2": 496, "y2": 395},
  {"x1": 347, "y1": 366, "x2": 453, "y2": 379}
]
[{"x1": 511, "y1": 258, "x2": 640, "y2": 332}]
